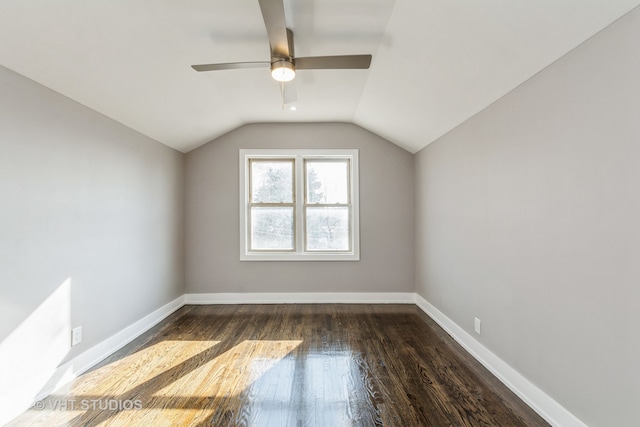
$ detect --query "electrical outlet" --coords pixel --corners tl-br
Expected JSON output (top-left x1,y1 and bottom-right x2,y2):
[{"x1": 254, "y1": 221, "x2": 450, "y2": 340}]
[
  {"x1": 474, "y1": 318, "x2": 481, "y2": 335},
  {"x1": 71, "y1": 327, "x2": 82, "y2": 346}
]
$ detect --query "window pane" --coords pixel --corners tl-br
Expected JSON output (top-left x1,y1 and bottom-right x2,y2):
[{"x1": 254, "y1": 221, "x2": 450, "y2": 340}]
[
  {"x1": 306, "y1": 161, "x2": 349, "y2": 204},
  {"x1": 251, "y1": 207, "x2": 294, "y2": 250},
  {"x1": 306, "y1": 207, "x2": 350, "y2": 251},
  {"x1": 251, "y1": 160, "x2": 293, "y2": 203}
]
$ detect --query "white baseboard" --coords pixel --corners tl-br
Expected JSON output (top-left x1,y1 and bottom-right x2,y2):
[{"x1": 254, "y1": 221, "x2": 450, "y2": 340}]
[
  {"x1": 9, "y1": 292, "x2": 583, "y2": 427},
  {"x1": 34, "y1": 295, "x2": 185, "y2": 402},
  {"x1": 185, "y1": 292, "x2": 416, "y2": 304},
  {"x1": 414, "y1": 294, "x2": 586, "y2": 427}
]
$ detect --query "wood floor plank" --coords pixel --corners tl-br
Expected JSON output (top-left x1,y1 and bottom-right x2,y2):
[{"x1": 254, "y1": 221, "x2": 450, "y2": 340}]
[{"x1": 8, "y1": 304, "x2": 549, "y2": 426}]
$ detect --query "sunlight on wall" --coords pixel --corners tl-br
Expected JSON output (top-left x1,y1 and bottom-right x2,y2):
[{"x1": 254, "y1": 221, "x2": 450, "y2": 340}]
[{"x1": 0, "y1": 278, "x2": 72, "y2": 425}]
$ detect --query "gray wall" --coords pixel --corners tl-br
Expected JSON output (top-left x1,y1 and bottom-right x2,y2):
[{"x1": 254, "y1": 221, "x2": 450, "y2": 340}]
[
  {"x1": 186, "y1": 123, "x2": 414, "y2": 293},
  {"x1": 414, "y1": 9, "x2": 640, "y2": 427},
  {"x1": 0, "y1": 65, "x2": 185, "y2": 358}
]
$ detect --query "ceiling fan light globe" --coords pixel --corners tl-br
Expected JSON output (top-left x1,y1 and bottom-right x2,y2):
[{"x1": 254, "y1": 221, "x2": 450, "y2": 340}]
[{"x1": 271, "y1": 60, "x2": 296, "y2": 82}]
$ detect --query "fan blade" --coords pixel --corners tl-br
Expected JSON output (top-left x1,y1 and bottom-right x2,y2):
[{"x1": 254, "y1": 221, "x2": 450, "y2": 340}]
[
  {"x1": 191, "y1": 62, "x2": 270, "y2": 72},
  {"x1": 295, "y1": 55, "x2": 372, "y2": 70},
  {"x1": 258, "y1": 0, "x2": 290, "y2": 58},
  {"x1": 283, "y1": 81, "x2": 297, "y2": 104}
]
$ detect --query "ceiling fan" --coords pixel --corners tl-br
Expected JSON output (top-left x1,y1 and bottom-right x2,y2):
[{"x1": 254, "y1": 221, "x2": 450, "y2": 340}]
[{"x1": 191, "y1": 0, "x2": 372, "y2": 104}]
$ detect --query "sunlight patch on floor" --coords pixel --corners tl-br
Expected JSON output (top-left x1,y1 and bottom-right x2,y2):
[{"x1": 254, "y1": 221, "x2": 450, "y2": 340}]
[
  {"x1": 68, "y1": 339, "x2": 221, "y2": 397},
  {"x1": 153, "y1": 340, "x2": 303, "y2": 398}
]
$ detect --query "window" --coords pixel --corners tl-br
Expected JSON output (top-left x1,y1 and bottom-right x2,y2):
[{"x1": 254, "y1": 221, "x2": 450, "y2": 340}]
[{"x1": 240, "y1": 149, "x2": 359, "y2": 261}]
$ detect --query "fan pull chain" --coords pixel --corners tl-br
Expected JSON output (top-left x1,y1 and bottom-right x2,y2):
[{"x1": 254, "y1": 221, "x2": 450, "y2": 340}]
[{"x1": 280, "y1": 82, "x2": 285, "y2": 110}]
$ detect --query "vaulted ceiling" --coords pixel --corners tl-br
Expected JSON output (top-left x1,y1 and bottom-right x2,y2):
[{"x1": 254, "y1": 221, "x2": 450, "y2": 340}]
[{"x1": 1, "y1": 0, "x2": 638, "y2": 153}]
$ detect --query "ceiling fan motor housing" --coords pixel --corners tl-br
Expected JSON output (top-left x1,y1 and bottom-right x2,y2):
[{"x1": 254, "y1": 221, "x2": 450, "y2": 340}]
[{"x1": 271, "y1": 59, "x2": 296, "y2": 82}]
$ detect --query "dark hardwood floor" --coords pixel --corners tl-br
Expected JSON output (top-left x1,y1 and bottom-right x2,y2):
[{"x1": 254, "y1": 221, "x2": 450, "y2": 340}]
[{"x1": 9, "y1": 304, "x2": 549, "y2": 426}]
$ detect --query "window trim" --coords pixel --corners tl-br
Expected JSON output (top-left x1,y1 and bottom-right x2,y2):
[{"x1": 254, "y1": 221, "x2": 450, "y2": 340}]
[{"x1": 240, "y1": 149, "x2": 360, "y2": 261}]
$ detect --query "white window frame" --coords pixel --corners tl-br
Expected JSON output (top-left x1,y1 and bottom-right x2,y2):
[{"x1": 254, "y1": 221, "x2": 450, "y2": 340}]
[{"x1": 240, "y1": 149, "x2": 360, "y2": 261}]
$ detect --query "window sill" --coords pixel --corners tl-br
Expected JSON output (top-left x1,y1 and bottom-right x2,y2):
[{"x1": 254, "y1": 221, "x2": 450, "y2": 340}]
[{"x1": 240, "y1": 252, "x2": 360, "y2": 262}]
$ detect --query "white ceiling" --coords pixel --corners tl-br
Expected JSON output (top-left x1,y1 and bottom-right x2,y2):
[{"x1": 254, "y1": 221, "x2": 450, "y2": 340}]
[{"x1": 1, "y1": 0, "x2": 638, "y2": 153}]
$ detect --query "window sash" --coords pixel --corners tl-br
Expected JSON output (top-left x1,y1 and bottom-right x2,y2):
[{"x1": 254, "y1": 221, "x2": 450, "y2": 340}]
[
  {"x1": 247, "y1": 158, "x2": 296, "y2": 252},
  {"x1": 303, "y1": 158, "x2": 352, "y2": 252}
]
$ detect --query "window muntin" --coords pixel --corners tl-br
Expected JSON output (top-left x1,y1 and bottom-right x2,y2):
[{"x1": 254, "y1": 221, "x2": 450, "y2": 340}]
[{"x1": 240, "y1": 149, "x2": 359, "y2": 261}]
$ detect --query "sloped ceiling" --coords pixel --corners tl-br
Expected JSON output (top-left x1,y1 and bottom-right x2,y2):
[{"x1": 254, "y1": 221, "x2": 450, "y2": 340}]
[{"x1": 1, "y1": 0, "x2": 638, "y2": 153}]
